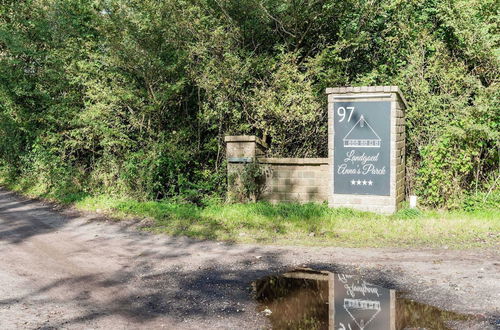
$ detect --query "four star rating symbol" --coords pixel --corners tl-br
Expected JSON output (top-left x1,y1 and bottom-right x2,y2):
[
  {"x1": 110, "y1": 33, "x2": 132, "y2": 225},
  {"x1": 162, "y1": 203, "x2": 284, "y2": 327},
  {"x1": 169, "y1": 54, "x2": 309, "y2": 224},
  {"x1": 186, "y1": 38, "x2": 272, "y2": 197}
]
[{"x1": 351, "y1": 179, "x2": 373, "y2": 186}]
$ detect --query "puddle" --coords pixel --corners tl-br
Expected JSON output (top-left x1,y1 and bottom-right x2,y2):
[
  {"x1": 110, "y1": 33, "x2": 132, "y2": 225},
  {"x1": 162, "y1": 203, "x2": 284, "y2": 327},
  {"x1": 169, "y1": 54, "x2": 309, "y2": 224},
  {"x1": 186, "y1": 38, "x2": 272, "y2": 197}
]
[{"x1": 252, "y1": 269, "x2": 477, "y2": 330}]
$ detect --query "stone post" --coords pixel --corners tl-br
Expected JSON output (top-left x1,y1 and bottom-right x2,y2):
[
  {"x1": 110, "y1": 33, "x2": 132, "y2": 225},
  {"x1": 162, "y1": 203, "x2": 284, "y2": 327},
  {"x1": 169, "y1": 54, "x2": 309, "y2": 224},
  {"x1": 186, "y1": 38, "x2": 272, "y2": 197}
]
[
  {"x1": 224, "y1": 135, "x2": 267, "y2": 201},
  {"x1": 224, "y1": 135, "x2": 267, "y2": 161},
  {"x1": 326, "y1": 86, "x2": 407, "y2": 214}
]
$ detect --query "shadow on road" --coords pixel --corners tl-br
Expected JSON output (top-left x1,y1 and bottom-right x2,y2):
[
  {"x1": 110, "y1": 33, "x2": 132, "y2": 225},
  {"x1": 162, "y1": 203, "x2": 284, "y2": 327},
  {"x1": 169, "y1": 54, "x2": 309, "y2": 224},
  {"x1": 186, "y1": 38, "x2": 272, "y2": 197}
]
[{"x1": 1, "y1": 187, "x2": 495, "y2": 329}]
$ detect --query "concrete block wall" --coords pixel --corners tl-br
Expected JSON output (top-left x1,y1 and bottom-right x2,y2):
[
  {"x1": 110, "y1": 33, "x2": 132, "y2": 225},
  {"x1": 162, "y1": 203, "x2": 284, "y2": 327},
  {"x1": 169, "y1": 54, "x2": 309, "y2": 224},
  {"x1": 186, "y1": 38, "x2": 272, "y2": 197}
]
[
  {"x1": 225, "y1": 136, "x2": 329, "y2": 203},
  {"x1": 259, "y1": 159, "x2": 329, "y2": 203}
]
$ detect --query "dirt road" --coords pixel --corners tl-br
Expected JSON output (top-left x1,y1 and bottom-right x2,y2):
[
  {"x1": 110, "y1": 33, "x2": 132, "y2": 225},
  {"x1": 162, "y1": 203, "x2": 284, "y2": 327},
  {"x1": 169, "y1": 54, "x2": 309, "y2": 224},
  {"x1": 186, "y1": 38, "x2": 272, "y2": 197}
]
[{"x1": 0, "y1": 188, "x2": 498, "y2": 329}]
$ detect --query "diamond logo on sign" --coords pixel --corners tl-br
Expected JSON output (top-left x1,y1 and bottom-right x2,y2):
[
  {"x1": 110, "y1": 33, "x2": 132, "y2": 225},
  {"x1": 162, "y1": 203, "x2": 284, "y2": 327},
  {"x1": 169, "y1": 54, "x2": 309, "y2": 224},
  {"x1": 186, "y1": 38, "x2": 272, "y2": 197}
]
[{"x1": 333, "y1": 101, "x2": 391, "y2": 196}]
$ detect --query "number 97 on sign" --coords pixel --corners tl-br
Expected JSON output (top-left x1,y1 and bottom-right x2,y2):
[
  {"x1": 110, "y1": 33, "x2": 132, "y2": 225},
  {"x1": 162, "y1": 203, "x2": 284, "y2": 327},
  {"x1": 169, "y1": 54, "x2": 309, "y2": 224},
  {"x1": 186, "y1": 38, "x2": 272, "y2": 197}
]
[{"x1": 337, "y1": 106, "x2": 355, "y2": 123}]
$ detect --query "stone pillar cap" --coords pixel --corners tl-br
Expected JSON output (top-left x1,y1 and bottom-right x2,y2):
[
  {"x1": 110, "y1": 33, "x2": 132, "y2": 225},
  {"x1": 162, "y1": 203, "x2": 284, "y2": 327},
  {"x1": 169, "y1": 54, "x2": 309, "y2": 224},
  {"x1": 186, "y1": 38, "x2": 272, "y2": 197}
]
[
  {"x1": 325, "y1": 86, "x2": 408, "y2": 108},
  {"x1": 224, "y1": 135, "x2": 268, "y2": 148}
]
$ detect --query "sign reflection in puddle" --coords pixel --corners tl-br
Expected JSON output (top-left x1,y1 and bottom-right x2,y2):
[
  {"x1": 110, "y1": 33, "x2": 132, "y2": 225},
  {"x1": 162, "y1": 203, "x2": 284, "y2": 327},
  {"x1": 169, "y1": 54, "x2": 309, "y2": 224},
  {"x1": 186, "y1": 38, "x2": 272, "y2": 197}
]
[{"x1": 252, "y1": 269, "x2": 475, "y2": 330}]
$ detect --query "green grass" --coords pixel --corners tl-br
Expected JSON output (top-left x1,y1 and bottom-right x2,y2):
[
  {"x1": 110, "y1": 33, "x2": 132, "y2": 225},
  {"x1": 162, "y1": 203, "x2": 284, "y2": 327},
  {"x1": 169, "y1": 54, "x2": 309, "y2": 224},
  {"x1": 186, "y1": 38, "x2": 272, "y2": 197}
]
[
  {"x1": 70, "y1": 195, "x2": 499, "y2": 248},
  {"x1": 1, "y1": 174, "x2": 498, "y2": 248}
]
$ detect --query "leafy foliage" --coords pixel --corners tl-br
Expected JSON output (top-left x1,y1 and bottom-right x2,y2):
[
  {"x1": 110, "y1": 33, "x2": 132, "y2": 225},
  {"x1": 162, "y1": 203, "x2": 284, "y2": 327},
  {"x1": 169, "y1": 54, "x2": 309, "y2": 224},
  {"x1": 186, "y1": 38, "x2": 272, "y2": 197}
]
[{"x1": 0, "y1": 0, "x2": 498, "y2": 207}]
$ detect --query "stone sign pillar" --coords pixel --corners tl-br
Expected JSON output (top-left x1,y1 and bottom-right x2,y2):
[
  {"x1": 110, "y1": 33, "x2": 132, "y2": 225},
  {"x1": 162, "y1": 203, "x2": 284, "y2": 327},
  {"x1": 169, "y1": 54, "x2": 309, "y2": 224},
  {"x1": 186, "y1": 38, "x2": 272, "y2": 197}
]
[{"x1": 326, "y1": 86, "x2": 407, "y2": 214}]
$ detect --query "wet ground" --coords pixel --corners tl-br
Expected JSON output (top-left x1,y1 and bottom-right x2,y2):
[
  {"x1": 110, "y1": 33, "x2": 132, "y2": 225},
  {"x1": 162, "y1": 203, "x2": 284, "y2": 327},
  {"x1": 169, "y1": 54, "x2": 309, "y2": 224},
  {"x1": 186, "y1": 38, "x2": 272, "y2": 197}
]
[
  {"x1": 253, "y1": 269, "x2": 482, "y2": 329},
  {"x1": 0, "y1": 187, "x2": 498, "y2": 329}
]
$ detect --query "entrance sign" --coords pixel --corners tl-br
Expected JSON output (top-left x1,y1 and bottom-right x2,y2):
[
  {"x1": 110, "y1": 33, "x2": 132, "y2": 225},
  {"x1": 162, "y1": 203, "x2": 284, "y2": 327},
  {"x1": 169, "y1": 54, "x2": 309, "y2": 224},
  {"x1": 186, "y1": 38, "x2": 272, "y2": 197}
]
[
  {"x1": 326, "y1": 86, "x2": 407, "y2": 214},
  {"x1": 333, "y1": 101, "x2": 391, "y2": 196},
  {"x1": 328, "y1": 273, "x2": 395, "y2": 330}
]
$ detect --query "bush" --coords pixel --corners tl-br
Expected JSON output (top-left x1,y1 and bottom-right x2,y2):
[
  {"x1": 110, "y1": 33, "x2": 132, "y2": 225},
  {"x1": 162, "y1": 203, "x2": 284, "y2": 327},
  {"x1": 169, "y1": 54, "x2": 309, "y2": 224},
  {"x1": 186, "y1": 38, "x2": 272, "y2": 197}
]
[
  {"x1": 462, "y1": 191, "x2": 500, "y2": 212},
  {"x1": 0, "y1": 0, "x2": 497, "y2": 208}
]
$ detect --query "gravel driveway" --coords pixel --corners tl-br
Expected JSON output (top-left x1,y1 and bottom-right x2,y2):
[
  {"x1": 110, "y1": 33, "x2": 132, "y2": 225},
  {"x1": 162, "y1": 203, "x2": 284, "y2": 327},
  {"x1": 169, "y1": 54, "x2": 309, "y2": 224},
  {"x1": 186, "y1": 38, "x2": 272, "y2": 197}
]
[{"x1": 0, "y1": 187, "x2": 498, "y2": 329}]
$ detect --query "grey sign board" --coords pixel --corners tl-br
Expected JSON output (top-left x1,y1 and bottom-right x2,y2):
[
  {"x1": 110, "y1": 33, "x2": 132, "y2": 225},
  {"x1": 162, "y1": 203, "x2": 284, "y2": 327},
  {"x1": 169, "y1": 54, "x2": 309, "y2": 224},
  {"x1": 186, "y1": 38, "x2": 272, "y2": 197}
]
[
  {"x1": 330, "y1": 273, "x2": 394, "y2": 330},
  {"x1": 333, "y1": 101, "x2": 391, "y2": 196}
]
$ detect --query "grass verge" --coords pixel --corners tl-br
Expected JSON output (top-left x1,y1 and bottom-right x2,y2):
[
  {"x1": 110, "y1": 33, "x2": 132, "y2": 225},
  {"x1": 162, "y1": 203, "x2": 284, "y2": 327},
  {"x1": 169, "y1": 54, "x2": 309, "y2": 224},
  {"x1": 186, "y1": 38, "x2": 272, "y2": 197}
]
[
  {"x1": 1, "y1": 175, "x2": 498, "y2": 248},
  {"x1": 76, "y1": 196, "x2": 499, "y2": 248}
]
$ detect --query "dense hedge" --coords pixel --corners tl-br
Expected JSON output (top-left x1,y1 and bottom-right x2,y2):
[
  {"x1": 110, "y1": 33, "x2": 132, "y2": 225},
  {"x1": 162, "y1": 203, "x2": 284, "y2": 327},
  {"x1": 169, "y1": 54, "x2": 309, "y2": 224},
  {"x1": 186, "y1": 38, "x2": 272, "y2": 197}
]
[{"x1": 0, "y1": 0, "x2": 498, "y2": 207}]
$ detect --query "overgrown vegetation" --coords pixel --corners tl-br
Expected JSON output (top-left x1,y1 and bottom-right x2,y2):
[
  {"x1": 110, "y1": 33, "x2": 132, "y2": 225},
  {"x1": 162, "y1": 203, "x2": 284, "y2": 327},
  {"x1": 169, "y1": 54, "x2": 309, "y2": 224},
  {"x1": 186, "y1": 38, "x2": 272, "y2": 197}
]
[
  {"x1": 228, "y1": 161, "x2": 267, "y2": 202},
  {"x1": 0, "y1": 0, "x2": 499, "y2": 208}
]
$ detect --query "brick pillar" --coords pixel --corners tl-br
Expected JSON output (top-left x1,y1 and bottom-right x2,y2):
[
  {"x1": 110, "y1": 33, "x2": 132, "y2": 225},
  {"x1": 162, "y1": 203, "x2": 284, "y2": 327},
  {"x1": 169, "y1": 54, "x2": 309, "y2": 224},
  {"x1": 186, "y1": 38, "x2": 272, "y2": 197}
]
[
  {"x1": 224, "y1": 136, "x2": 267, "y2": 201},
  {"x1": 326, "y1": 86, "x2": 407, "y2": 214},
  {"x1": 224, "y1": 135, "x2": 267, "y2": 161}
]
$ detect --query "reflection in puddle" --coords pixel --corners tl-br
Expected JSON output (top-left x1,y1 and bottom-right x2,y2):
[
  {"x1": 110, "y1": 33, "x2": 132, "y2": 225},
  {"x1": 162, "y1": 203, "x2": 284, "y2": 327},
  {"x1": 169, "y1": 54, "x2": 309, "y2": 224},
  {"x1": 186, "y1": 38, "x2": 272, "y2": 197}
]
[
  {"x1": 252, "y1": 269, "x2": 476, "y2": 330},
  {"x1": 254, "y1": 274, "x2": 329, "y2": 329}
]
